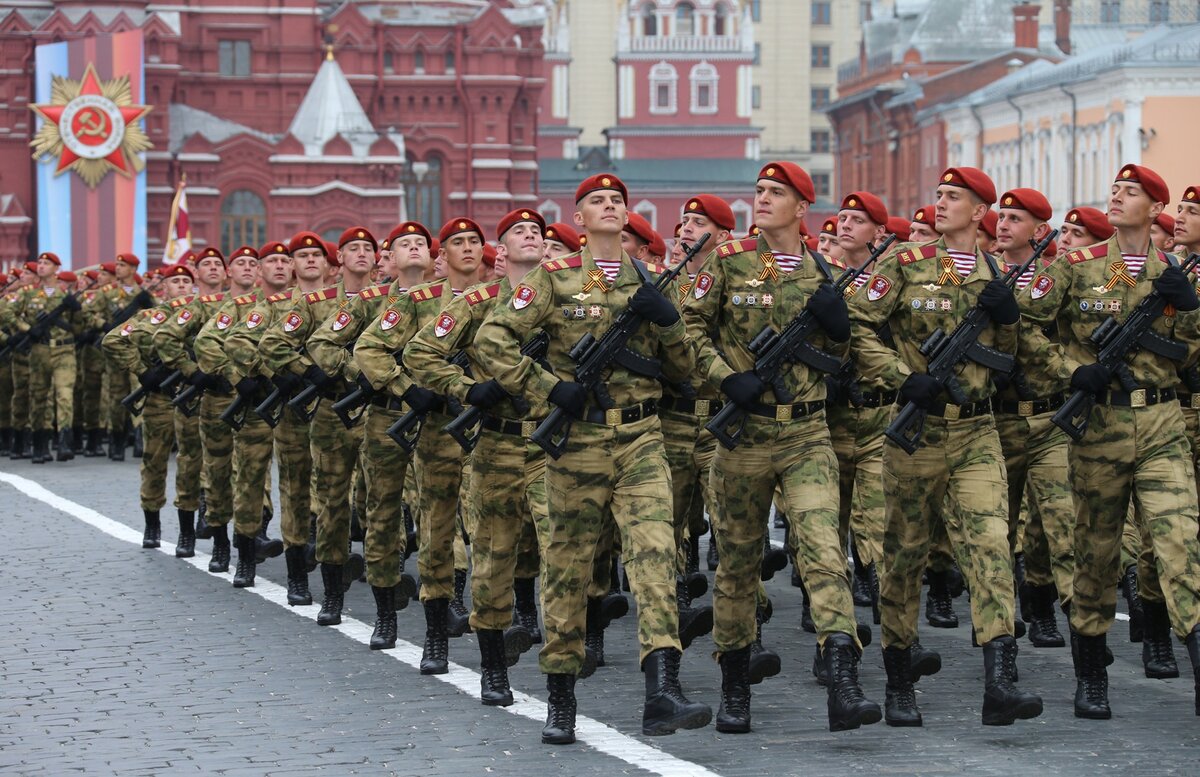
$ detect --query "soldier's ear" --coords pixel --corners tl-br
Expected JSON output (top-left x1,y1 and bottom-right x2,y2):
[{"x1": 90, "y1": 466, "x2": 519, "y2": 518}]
[{"x1": 573, "y1": 210, "x2": 585, "y2": 229}]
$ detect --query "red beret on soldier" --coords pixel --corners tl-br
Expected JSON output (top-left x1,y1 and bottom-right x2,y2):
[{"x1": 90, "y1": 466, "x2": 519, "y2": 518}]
[
  {"x1": 624, "y1": 212, "x2": 658, "y2": 248},
  {"x1": 912, "y1": 205, "x2": 934, "y2": 224},
  {"x1": 481, "y1": 243, "x2": 498, "y2": 268},
  {"x1": 231, "y1": 245, "x2": 260, "y2": 261},
  {"x1": 980, "y1": 209, "x2": 999, "y2": 240},
  {"x1": 38, "y1": 252, "x2": 61, "y2": 266},
  {"x1": 575, "y1": 173, "x2": 628, "y2": 203},
  {"x1": 940, "y1": 167, "x2": 997, "y2": 205},
  {"x1": 1155, "y1": 212, "x2": 1175, "y2": 234},
  {"x1": 438, "y1": 217, "x2": 485, "y2": 244},
  {"x1": 820, "y1": 218, "x2": 838, "y2": 236},
  {"x1": 1064, "y1": 207, "x2": 1114, "y2": 241},
  {"x1": 197, "y1": 246, "x2": 226, "y2": 266},
  {"x1": 289, "y1": 231, "x2": 326, "y2": 256},
  {"x1": 338, "y1": 226, "x2": 377, "y2": 252},
  {"x1": 840, "y1": 191, "x2": 889, "y2": 225},
  {"x1": 682, "y1": 194, "x2": 736, "y2": 231},
  {"x1": 259, "y1": 241, "x2": 291, "y2": 259},
  {"x1": 758, "y1": 161, "x2": 816, "y2": 203},
  {"x1": 383, "y1": 222, "x2": 432, "y2": 250},
  {"x1": 100, "y1": 262, "x2": 117, "y2": 275},
  {"x1": 999, "y1": 188, "x2": 1053, "y2": 221},
  {"x1": 116, "y1": 252, "x2": 140, "y2": 267},
  {"x1": 886, "y1": 216, "x2": 912, "y2": 242},
  {"x1": 496, "y1": 208, "x2": 546, "y2": 241},
  {"x1": 1115, "y1": 163, "x2": 1169, "y2": 205},
  {"x1": 544, "y1": 222, "x2": 581, "y2": 253},
  {"x1": 56, "y1": 270, "x2": 78, "y2": 284},
  {"x1": 162, "y1": 263, "x2": 195, "y2": 281}
]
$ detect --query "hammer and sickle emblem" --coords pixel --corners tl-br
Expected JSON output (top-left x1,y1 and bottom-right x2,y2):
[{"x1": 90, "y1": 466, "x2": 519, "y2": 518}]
[{"x1": 77, "y1": 109, "x2": 108, "y2": 138}]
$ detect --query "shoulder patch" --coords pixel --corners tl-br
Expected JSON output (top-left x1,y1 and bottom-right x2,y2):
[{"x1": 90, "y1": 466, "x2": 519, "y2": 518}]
[
  {"x1": 234, "y1": 294, "x2": 257, "y2": 306},
  {"x1": 169, "y1": 296, "x2": 193, "y2": 308},
  {"x1": 466, "y1": 282, "x2": 502, "y2": 306},
  {"x1": 304, "y1": 286, "x2": 339, "y2": 304},
  {"x1": 331, "y1": 310, "x2": 354, "y2": 331},
  {"x1": 693, "y1": 272, "x2": 714, "y2": 300},
  {"x1": 410, "y1": 285, "x2": 445, "y2": 303},
  {"x1": 544, "y1": 254, "x2": 583, "y2": 272},
  {"x1": 1067, "y1": 243, "x2": 1110, "y2": 264},
  {"x1": 359, "y1": 283, "x2": 391, "y2": 300},
  {"x1": 644, "y1": 262, "x2": 668, "y2": 275},
  {"x1": 897, "y1": 244, "x2": 940, "y2": 266},
  {"x1": 199, "y1": 293, "x2": 225, "y2": 303},
  {"x1": 267, "y1": 291, "x2": 293, "y2": 304},
  {"x1": 717, "y1": 238, "x2": 758, "y2": 258}
]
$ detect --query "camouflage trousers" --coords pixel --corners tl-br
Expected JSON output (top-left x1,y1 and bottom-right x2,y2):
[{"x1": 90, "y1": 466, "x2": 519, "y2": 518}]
[
  {"x1": 361, "y1": 405, "x2": 412, "y2": 588},
  {"x1": 200, "y1": 393, "x2": 235, "y2": 528},
  {"x1": 454, "y1": 459, "x2": 475, "y2": 571},
  {"x1": 311, "y1": 404, "x2": 363, "y2": 566},
  {"x1": 232, "y1": 412, "x2": 274, "y2": 539},
  {"x1": 1069, "y1": 403, "x2": 1200, "y2": 637},
  {"x1": 661, "y1": 410, "x2": 718, "y2": 575},
  {"x1": 880, "y1": 414, "x2": 1015, "y2": 649},
  {"x1": 10, "y1": 353, "x2": 29, "y2": 431},
  {"x1": 105, "y1": 359, "x2": 132, "y2": 434},
  {"x1": 75, "y1": 345, "x2": 104, "y2": 429},
  {"x1": 1184, "y1": 406, "x2": 1200, "y2": 518},
  {"x1": 468, "y1": 425, "x2": 545, "y2": 631},
  {"x1": 0, "y1": 360, "x2": 11, "y2": 428},
  {"x1": 29, "y1": 342, "x2": 76, "y2": 431},
  {"x1": 139, "y1": 394, "x2": 177, "y2": 510},
  {"x1": 275, "y1": 410, "x2": 313, "y2": 549},
  {"x1": 828, "y1": 402, "x2": 888, "y2": 567},
  {"x1": 540, "y1": 415, "x2": 678, "y2": 675},
  {"x1": 172, "y1": 406, "x2": 202, "y2": 511},
  {"x1": 414, "y1": 411, "x2": 468, "y2": 602},
  {"x1": 996, "y1": 412, "x2": 1075, "y2": 603},
  {"x1": 710, "y1": 411, "x2": 856, "y2": 654}
]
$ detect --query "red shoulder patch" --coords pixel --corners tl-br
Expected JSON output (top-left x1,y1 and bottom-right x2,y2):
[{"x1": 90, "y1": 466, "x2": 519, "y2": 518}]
[
  {"x1": 693, "y1": 272, "x2": 714, "y2": 300},
  {"x1": 245, "y1": 311, "x2": 264, "y2": 329},
  {"x1": 898, "y1": 244, "x2": 940, "y2": 266},
  {"x1": 1067, "y1": 243, "x2": 1110, "y2": 264},
  {"x1": 283, "y1": 312, "x2": 304, "y2": 332},
  {"x1": 215, "y1": 313, "x2": 233, "y2": 330},
  {"x1": 410, "y1": 285, "x2": 445, "y2": 303},
  {"x1": 434, "y1": 313, "x2": 456, "y2": 337},
  {"x1": 331, "y1": 310, "x2": 353, "y2": 331},
  {"x1": 512, "y1": 284, "x2": 537, "y2": 310},
  {"x1": 716, "y1": 238, "x2": 758, "y2": 258},
  {"x1": 359, "y1": 284, "x2": 391, "y2": 300},
  {"x1": 544, "y1": 254, "x2": 583, "y2": 272},
  {"x1": 466, "y1": 282, "x2": 502, "y2": 306}
]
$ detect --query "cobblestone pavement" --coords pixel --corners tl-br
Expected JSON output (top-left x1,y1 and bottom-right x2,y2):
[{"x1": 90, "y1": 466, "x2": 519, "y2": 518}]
[{"x1": 0, "y1": 457, "x2": 1197, "y2": 776}]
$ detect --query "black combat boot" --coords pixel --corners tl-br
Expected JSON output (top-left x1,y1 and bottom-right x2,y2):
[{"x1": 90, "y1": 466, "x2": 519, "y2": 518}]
[
  {"x1": 84, "y1": 429, "x2": 105, "y2": 457},
  {"x1": 1073, "y1": 632, "x2": 1111, "y2": 719},
  {"x1": 55, "y1": 429, "x2": 74, "y2": 462},
  {"x1": 1185, "y1": 626, "x2": 1200, "y2": 716},
  {"x1": 132, "y1": 425, "x2": 143, "y2": 458},
  {"x1": 420, "y1": 599, "x2": 450, "y2": 675},
  {"x1": 600, "y1": 589, "x2": 630, "y2": 627},
  {"x1": 1027, "y1": 584, "x2": 1065, "y2": 647},
  {"x1": 685, "y1": 533, "x2": 701, "y2": 577},
  {"x1": 676, "y1": 577, "x2": 714, "y2": 650},
  {"x1": 316, "y1": 563, "x2": 344, "y2": 625},
  {"x1": 403, "y1": 502, "x2": 417, "y2": 559},
  {"x1": 715, "y1": 645, "x2": 752, "y2": 733},
  {"x1": 107, "y1": 428, "x2": 125, "y2": 461},
  {"x1": 71, "y1": 425, "x2": 84, "y2": 454},
  {"x1": 925, "y1": 569, "x2": 959, "y2": 628},
  {"x1": 824, "y1": 633, "x2": 882, "y2": 731},
  {"x1": 232, "y1": 533, "x2": 257, "y2": 588},
  {"x1": 31, "y1": 429, "x2": 50, "y2": 464},
  {"x1": 761, "y1": 535, "x2": 788, "y2": 581},
  {"x1": 21, "y1": 428, "x2": 34, "y2": 459},
  {"x1": 748, "y1": 605, "x2": 781, "y2": 684},
  {"x1": 1142, "y1": 599, "x2": 1180, "y2": 678},
  {"x1": 513, "y1": 577, "x2": 542, "y2": 644},
  {"x1": 9, "y1": 428, "x2": 28, "y2": 460},
  {"x1": 254, "y1": 507, "x2": 284, "y2": 563},
  {"x1": 866, "y1": 561, "x2": 881, "y2": 625},
  {"x1": 852, "y1": 547, "x2": 873, "y2": 607},
  {"x1": 800, "y1": 580, "x2": 816, "y2": 633},
  {"x1": 706, "y1": 526, "x2": 719, "y2": 571},
  {"x1": 981, "y1": 636, "x2": 1043, "y2": 725},
  {"x1": 684, "y1": 569, "x2": 708, "y2": 602},
  {"x1": 394, "y1": 568, "x2": 418, "y2": 612},
  {"x1": 542, "y1": 674, "x2": 577, "y2": 744},
  {"x1": 1121, "y1": 563, "x2": 1144, "y2": 642},
  {"x1": 641, "y1": 648, "x2": 712, "y2": 736},
  {"x1": 0, "y1": 427, "x2": 11, "y2": 456},
  {"x1": 882, "y1": 645, "x2": 922, "y2": 727},
  {"x1": 284, "y1": 546, "x2": 312, "y2": 606},
  {"x1": 342, "y1": 551, "x2": 365, "y2": 593},
  {"x1": 585, "y1": 597, "x2": 607, "y2": 667},
  {"x1": 208, "y1": 524, "x2": 230, "y2": 573},
  {"x1": 370, "y1": 585, "x2": 398, "y2": 650},
  {"x1": 142, "y1": 509, "x2": 161, "y2": 549},
  {"x1": 174, "y1": 509, "x2": 195, "y2": 558},
  {"x1": 195, "y1": 490, "x2": 211, "y2": 540},
  {"x1": 478, "y1": 629, "x2": 514, "y2": 706},
  {"x1": 447, "y1": 568, "x2": 471, "y2": 637},
  {"x1": 908, "y1": 639, "x2": 942, "y2": 683}
]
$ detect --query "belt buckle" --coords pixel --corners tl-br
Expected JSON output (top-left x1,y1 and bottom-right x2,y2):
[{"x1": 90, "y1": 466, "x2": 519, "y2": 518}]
[
  {"x1": 1018, "y1": 400, "x2": 1033, "y2": 417},
  {"x1": 943, "y1": 404, "x2": 961, "y2": 421},
  {"x1": 1130, "y1": 389, "x2": 1147, "y2": 408},
  {"x1": 606, "y1": 407, "x2": 622, "y2": 425},
  {"x1": 521, "y1": 420, "x2": 536, "y2": 437},
  {"x1": 1191, "y1": 395, "x2": 1200, "y2": 410},
  {"x1": 775, "y1": 404, "x2": 792, "y2": 422},
  {"x1": 695, "y1": 399, "x2": 710, "y2": 416}
]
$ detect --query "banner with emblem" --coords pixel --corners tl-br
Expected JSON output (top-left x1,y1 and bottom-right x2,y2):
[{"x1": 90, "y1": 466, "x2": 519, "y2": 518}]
[{"x1": 30, "y1": 30, "x2": 151, "y2": 269}]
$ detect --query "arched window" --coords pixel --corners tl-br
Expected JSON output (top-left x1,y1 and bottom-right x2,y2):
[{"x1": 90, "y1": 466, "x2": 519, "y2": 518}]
[
  {"x1": 675, "y1": 2, "x2": 695, "y2": 35},
  {"x1": 402, "y1": 154, "x2": 443, "y2": 228},
  {"x1": 539, "y1": 199, "x2": 562, "y2": 224},
  {"x1": 642, "y1": 3, "x2": 657, "y2": 36},
  {"x1": 220, "y1": 190, "x2": 266, "y2": 257},
  {"x1": 690, "y1": 61, "x2": 718, "y2": 114},
  {"x1": 649, "y1": 61, "x2": 678, "y2": 114}
]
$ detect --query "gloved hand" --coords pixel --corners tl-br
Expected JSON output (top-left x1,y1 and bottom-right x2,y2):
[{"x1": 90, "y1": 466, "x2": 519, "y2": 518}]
[
  {"x1": 28, "y1": 322, "x2": 49, "y2": 343},
  {"x1": 824, "y1": 375, "x2": 844, "y2": 405},
  {"x1": 138, "y1": 364, "x2": 171, "y2": 391},
  {"x1": 61, "y1": 294, "x2": 82, "y2": 313},
  {"x1": 1070, "y1": 363, "x2": 1112, "y2": 394},
  {"x1": 402, "y1": 385, "x2": 441, "y2": 414},
  {"x1": 628, "y1": 283, "x2": 680, "y2": 327},
  {"x1": 187, "y1": 369, "x2": 213, "y2": 388},
  {"x1": 302, "y1": 363, "x2": 337, "y2": 391},
  {"x1": 270, "y1": 370, "x2": 302, "y2": 396},
  {"x1": 134, "y1": 289, "x2": 154, "y2": 309},
  {"x1": 991, "y1": 370, "x2": 1012, "y2": 393},
  {"x1": 978, "y1": 280, "x2": 1020, "y2": 324},
  {"x1": 806, "y1": 284, "x2": 851, "y2": 342},
  {"x1": 899, "y1": 373, "x2": 942, "y2": 410},
  {"x1": 1154, "y1": 266, "x2": 1200, "y2": 311},
  {"x1": 466, "y1": 379, "x2": 507, "y2": 409},
  {"x1": 235, "y1": 376, "x2": 261, "y2": 399},
  {"x1": 355, "y1": 372, "x2": 375, "y2": 395},
  {"x1": 547, "y1": 380, "x2": 587, "y2": 418},
  {"x1": 720, "y1": 371, "x2": 767, "y2": 409}
]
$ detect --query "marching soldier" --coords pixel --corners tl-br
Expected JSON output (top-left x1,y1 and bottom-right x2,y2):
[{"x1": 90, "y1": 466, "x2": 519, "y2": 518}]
[
  {"x1": 7, "y1": 265, "x2": 37, "y2": 460},
  {"x1": 100, "y1": 253, "x2": 153, "y2": 460}
]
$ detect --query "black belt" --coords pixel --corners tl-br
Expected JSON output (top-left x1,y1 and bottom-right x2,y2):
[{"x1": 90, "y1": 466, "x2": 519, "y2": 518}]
[
  {"x1": 1097, "y1": 387, "x2": 1175, "y2": 408},
  {"x1": 853, "y1": 389, "x2": 898, "y2": 409},
  {"x1": 1178, "y1": 393, "x2": 1200, "y2": 410},
  {"x1": 581, "y1": 399, "x2": 657, "y2": 426},
  {"x1": 481, "y1": 415, "x2": 540, "y2": 438},
  {"x1": 992, "y1": 391, "x2": 1068, "y2": 417},
  {"x1": 926, "y1": 399, "x2": 992, "y2": 420},
  {"x1": 660, "y1": 396, "x2": 724, "y2": 417},
  {"x1": 745, "y1": 399, "x2": 825, "y2": 421},
  {"x1": 369, "y1": 394, "x2": 406, "y2": 412}
]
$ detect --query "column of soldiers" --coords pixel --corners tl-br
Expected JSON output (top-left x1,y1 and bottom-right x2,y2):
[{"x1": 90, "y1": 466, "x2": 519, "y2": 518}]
[{"x1": 11, "y1": 158, "x2": 1194, "y2": 745}]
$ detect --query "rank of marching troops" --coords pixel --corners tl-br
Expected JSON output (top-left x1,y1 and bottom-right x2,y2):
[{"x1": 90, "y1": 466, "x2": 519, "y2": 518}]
[{"x1": 15, "y1": 156, "x2": 1199, "y2": 745}]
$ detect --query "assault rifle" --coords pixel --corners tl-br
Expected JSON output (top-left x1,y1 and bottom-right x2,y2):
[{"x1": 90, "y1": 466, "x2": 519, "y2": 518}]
[
  {"x1": 885, "y1": 229, "x2": 1058, "y2": 454},
  {"x1": 442, "y1": 330, "x2": 547, "y2": 453},
  {"x1": 531, "y1": 233, "x2": 711, "y2": 459},
  {"x1": 385, "y1": 349, "x2": 471, "y2": 452},
  {"x1": 120, "y1": 366, "x2": 184, "y2": 416},
  {"x1": 706, "y1": 234, "x2": 895, "y2": 450},
  {"x1": 1052, "y1": 251, "x2": 1200, "y2": 441}
]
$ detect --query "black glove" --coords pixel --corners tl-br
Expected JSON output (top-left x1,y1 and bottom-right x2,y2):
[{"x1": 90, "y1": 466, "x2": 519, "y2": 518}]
[
  {"x1": 628, "y1": 283, "x2": 680, "y2": 327},
  {"x1": 28, "y1": 322, "x2": 49, "y2": 343},
  {"x1": 402, "y1": 385, "x2": 441, "y2": 414},
  {"x1": 720, "y1": 371, "x2": 767, "y2": 409},
  {"x1": 991, "y1": 370, "x2": 1012, "y2": 393},
  {"x1": 302, "y1": 363, "x2": 337, "y2": 391},
  {"x1": 978, "y1": 280, "x2": 1020, "y2": 324},
  {"x1": 547, "y1": 380, "x2": 587, "y2": 418},
  {"x1": 1154, "y1": 266, "x2": 1200, "y2": 311},
  {"x1": 805, "y1": 284, "x2": 851, "y2": 342},
  {"x1": 466, "y1": 379, "x2": 507, "y2": 409},
  {"x1": 1070, "y1": 363, "x2": 1112, "y2": 394},
  {"x1": 824, "y1": 375, "x2": 844, "y2": 404},
  {"x1": 187, "y1": 369, "x2": 212, "y2": 388},
  {"x1": 899, "y1": 373, "x2": 942, "y2": 410},
  {"x1": 61, "y1": 294, "x2": 82, "y2": 313},
  {"x1": 355, "y1": 372, "x2": 375, "y2": 395},
  {"x1": 138, "y1": 364, "x2": 170, "y2": 391},
  {"x1": 235, "y1": 376, "x2": 262, "y2": 400},
  {"x1": 271, "y1": 371, "x2": 302, "y2": 396},
  {"x1": 134, "y1": 289, "x2": 154, "y2": 309}
]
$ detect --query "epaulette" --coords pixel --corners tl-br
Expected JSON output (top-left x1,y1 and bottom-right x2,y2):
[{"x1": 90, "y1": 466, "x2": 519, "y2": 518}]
[
  {"x1": 716, "y1": 238, "x2": 758, "y2": 258},
  {"x1": 544, "y1": 254, "x2": 583, "y2": 272},
  {"x1": 1066, "y1": 243, "x2": 1109, "y2": 265},
  {"x1": 643, "y1": 261, "x2": 668, "y2": 275},
  {"x1": 466, "y1": 281, "x2": 502, "y2": 306},
  {"x1": 199, "y1": 293, "x2": 225, "y2": 303},
  {"x1": 359, "y1": 283, "x2": 391, "y2": 300},
  {"x1": 410, "y1": 284, "x2": 445, "y2": 303},
  {"x1": 267, "y1": 290, "x2": 293, "y2": 304},
  {"x1": 826, "y1": 254, "x2": 849, "y2": 271},
  {"x1": 233, "y1": 294, "x2": 257, "y2": 305},
  {"x1": 170, "y1": 295, "x2": 193, "y2": 308},
  {"x1": 303, "y1": 286, "x2": 339, "y2": 304},
  {"x1": 897, "y1": 244, "x2": 940, "y2": 265}
]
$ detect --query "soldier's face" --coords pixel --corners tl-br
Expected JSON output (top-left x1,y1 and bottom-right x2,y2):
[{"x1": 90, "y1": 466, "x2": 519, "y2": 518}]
[
  {"x1": 836, "y1": 210, "x2": 883, "y2": 253},
  {"x1": 1108, "y1": 182, "x2": 1162, "y2": 229},
  {"x1": 292, "y1": 247, "x2": 327, "y2": 282},
  {"x1": 542, "y1": 239, "x2": 569, "y2": 260},
  {"x1": 620, "y1": 230, "x2": 650, "y2": 260},
  {"x1": 444, "y1": 232, "x2": 482, "y2": 276},
  {"x1": 36, "y1": 258, "x2": 57, "y2": 279},
  {"x1": 228, "y1": 256, "x2": 259, "y2": 287},
  {"x1": 339, "y1": 239, "x2": 375, "y2": 275},
  {"x1": 392, "y1": 235, "x2": 431, "y2": 274},
  {"x1": 934, "y1": 185, "x2": 984, "y2": 234},
  {"x1": 115, "y1": 262, "x2": 135, "y2": 281},
  {"x1": 196, "y1": 257, "x2": 226, "y2": 287},
  {"x1": 909, "y1": 222, "x2": 937, "y2": 242},
  {"x1": 754, "y1": 181, "x2": 806, "y2": 231},
  {"x1": 259, "y1": 253, "x2": 292, "y2": 287},
  {"x1": 1150, "y1": 223, "x2": 1174, "y2": 252},
  {"x1": 995, "y1": 209, "x2": 1039, "y2": 252},
  {"x1": 575, "y1": 191, "x2": 627, "y2": 235},
  {"x1": 97, "y1": 270, "x2": 115, "y2": 285},
  {"x1": 163, "y1": 276, "x2": 193, "y2": 298},
  {"x1": 680, "y1": 213, "x2": 729, "y2": 256},
  {"x1": 1176, "y1": 202, "x2": 1200, "y2": 249},
  {"x1": 1058, "y1": 223, "x2": 1097, "y2": 252},
  {"x1": 501, "y1": 222, "x2": 544, "y2": 269},
  {"x1": 375, "y1": 249, "x2": 399, "y2": 279}
]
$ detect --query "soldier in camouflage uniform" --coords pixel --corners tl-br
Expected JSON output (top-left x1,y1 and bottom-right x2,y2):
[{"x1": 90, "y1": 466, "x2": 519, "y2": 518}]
[
  {"x1": 75, "y1": 265, "x2": 116, "y2": 457},
  {"x1": 98, "y1": 253, "x2": 152, "y2": 460},
  {"x1": 6, "y1": 267, "x2": 36, "y2": 460},
  {"x1": 849, "y1": 167, "x2": 1042, "y2": 727},
  {"x1": 1021, "y1": 164, "x2": 1200, "y2": 719},
  {"x1": 475, "y1": 174, "x2": 711, "y2": 744},
  {"x1": 0, "y1": 272, "x2": 20, "y2": 454}
]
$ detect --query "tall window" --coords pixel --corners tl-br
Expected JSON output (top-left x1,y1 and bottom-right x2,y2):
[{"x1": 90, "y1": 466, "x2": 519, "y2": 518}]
[
  {"x1": 812, "y1": 1, "x2": 832, "y2": 25},
  {"x1": 811, "y1": 44, "x2": 831, "y2": 68},
  {"x1": 220, "y1": 190, "x2": 265, "y2": 256},
  {"x1": 642, "y1": 3, "x2": 657, "y2": 36},
  {"x1": 750, "y1": 0, "x2": 761, "y2": 22},
  {"x1": 649, "y1": 61, "x2": 678, "y2": 114},
  {"x1": 383, "y1": 50, "x2": 394, "y2": 74},
  {"x1": 1100, "y1": 0, "x2": 1120, "y2": 22},
  {"x1": 1149, "y1": 0, "x2": 1169, "y2": 22},
  {"x1": 675, "y1": 2, "x2": 695, "y2": 35},
  {"x1": 714, "y1": 3, "x2": 729, "y2": 35},
  {"x1": 690, "y1": 61, "x2": 718, "y2": 114},
  {"x1": 811, "y1": 129, "x2": 831, "y2": 153},
  {"x1": 812, "y1": 172, "x2": 831, "y2": 199},
  {"x1": 751, "y1": 85, "x2": 761, "y2": 109},
  {"x1": 414, "y1": 48, "x2": 425, "y2": 73},
  {"x1": 402, "y1": 154, "x2": 443, "y2": 229},
  {"x1": 811, "y1": 87, "x2": 830, "y2": 110},
  {"x1": 218, "y1": 40, "x2": 251, "y2": 77},
  {"x1": 444, "y1": 50, "x2": 456, "y2": 74}
]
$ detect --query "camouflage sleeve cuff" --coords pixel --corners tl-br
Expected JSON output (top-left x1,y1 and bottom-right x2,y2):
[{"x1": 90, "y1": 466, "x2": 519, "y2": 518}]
[
  {"x1": 707, "y1": 358, "x2": 735, "y2": 390},
  {"x1": 658, "y1": 317, "x2": 687, "y2": 346}
]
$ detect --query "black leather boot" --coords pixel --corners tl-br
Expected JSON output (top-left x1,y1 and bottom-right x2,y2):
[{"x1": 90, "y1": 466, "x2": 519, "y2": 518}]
[
  {"x1": 1185, "y1": 626, "x2": 1200, "y2": 716},
  {"x1": 370, "y1": 585, "x2": 398, "y2": 650},
  {"x1": 284, "y1": 546, "x2": 312, "y2": 606},
  {"x1": 748, "y1": 605, "x2": 781, "y2": 684},
  {"x1": 55, "y1": 428, "x2": 74, "y2": 461},
  {"x1": 0, "y1": 427, "x2": 11, "y2": 456},
  {"x1": 684, "y1": 570, "x2": 707, "y2": 601},
  {"x1": 84, "y1": 429, "x2": 105, "y2": 457},
  {"x1": 142, "y1": 509, "x2": 161, "y2": 549},
  {"x1": 852, "y1": 548, "x2": 873, "y2": 607},
  {"x1": 232, "y1": 533, "x2": 257, "y2": 588},
  {"x1": 71, "y1": 426, "x2": 84, "y2": 454},
  {"x1": 478, "y1": 629, "x2": 514, "y2": 706},
  {"x1": 342, "y1": 551, "x2": 365, "y2": 592},
  {"x1": 685, "y1": 534, "x2": 701, "y2": 577},
  {"x1": 825, "y1": 633, "x2": 882, "y2": 731},
  {"x1": 513, "y1": 577, "x2": 542, "y2": 644},
  {"x1": 761, "y1": 535, "x2": 788, "y2": 581},
  {"x1": 925, "y1": 569, "x2": 959, "y2": 628},
  {"x1": 883, "y1": 645, "x2": 922, "y2": 727},
  {"x1": 1142, "y1": 599, "x2": 1180, "y2": 678},
  {"x1": 715, "y1": 645, "x2": 752, "y2": 733},
  {"x1": 585, "y1": 597, "x2": 607, "y2": 667},
  {"x1": 1027, "y1": 584, "x2": 1065, "y2": 647},
  {"x1": 676, "y1": 577, "x2": 713, "y2": 650},
  {"x1": 542, "y1": 673, "x2": 577, "y2": 744},
  {"x1": 982, "y1": 636, "x2": 1043, "y2": 725},
  {"x1": 316, "y1": 563, "x2": 344, "y2": 625},
  {"x1": 394, "y1": 569, "x2": 418, "y2": 611},
  {"x1": 420, "y1": 599, "x2": 450, "y2": 675},
  {"x1": 254, "y1": 508, "x2": 284, "y2": 563},
  {"x1": 447, "y1": 568, "x2": 471, "y2": 637},
  {"x1": 800, "y1": 580, "x2": 816, "y2": 633},
  {"x1": 107, "y1": 428, "x2": 124, "y2": 461},
  {"x1": 31, "y1": 429, "x2": 50, "y2": 464},
  {"x1": 908, "y1": 639, "x2": 942, "y2": 682},
  {"x1": 9, "y1": 428, "x2": 27, "y2": 460},
  {"x1": 174, "y1": 510, "x2": 195, "y2": 558},
  {"x1": 641, "y1": 647, "x2": 712, "y2": 736},
  {"x1": 706, "y1": 526, "x2": 719, "y2": 571},
  {"x1": 209, "y1": 524, "x2": 230, "y2": 573},
  {"x1": 1121, "y1": 564, "x2": 1144, "y2": 642},
  {"x1": 501, "y1": 624, "x2": 533, "y2": 668},
  {"x1": 1073, "y1": 632, "x2": 1111, "y2": 719}
]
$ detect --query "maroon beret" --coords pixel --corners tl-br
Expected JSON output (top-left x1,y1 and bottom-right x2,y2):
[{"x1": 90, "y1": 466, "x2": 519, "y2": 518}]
[
  {"x1": 885, "y1": 216, "x2": 911, "y2": 242},
  {"x1": 980, "y1": 210, "x2": 999, "y2": 239},
  {"x1": 495, "y1": 208, "x2": 546, "y2": 241},
  {"x1": 839, "y1": 191, "x2": 889, "y2": 225},
  {"x1": 338, "y1": 226, "x2": 377, "y2": 251},
  {"x1": 575, "y1": 173, "x2": 628, "y2": 204},
  {"x1": 438, "y1": 217, "x2": 484, "y2": 244},
  {"x1": 1115, "y1": 164, "x2": 1169, "y2": 205},
  {"x1": 999, "y1": 188, "x2": 1052, "y2": 221},
  {"x1": 1064, "y1": 207, "x2": 1114, "y2": 241},
  {"x1": 939, "y1": 167, "x2": 997, "y2": 205},
  {"x1": 682, "y1": 194, "x2": 735, "y2": 231},
  {"x1": 543, "y1": 223, "x2": 581, "y2": 253},
  {"x1": 383, "y1": 222, "x2": 432, "y2": 250},
  {"x1": 758, "y1": 161, "x2": 816, "y2": 203}
]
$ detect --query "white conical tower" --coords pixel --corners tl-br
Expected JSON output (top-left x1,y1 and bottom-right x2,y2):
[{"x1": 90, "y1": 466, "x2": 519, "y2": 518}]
[{"x1": 287, "y1": 45, "x2": 377, "y2": 156}]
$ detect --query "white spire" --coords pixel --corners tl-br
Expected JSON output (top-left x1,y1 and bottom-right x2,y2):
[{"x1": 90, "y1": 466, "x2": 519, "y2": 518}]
[{"x1": 287, "y1": 48, "x2": 377, "y2": 157}]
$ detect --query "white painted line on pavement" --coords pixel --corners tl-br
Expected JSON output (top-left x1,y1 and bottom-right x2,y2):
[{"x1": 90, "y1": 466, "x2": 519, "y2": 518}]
[{"x1": 0, "y1": 471, "x2": 724, "y2": 777}]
